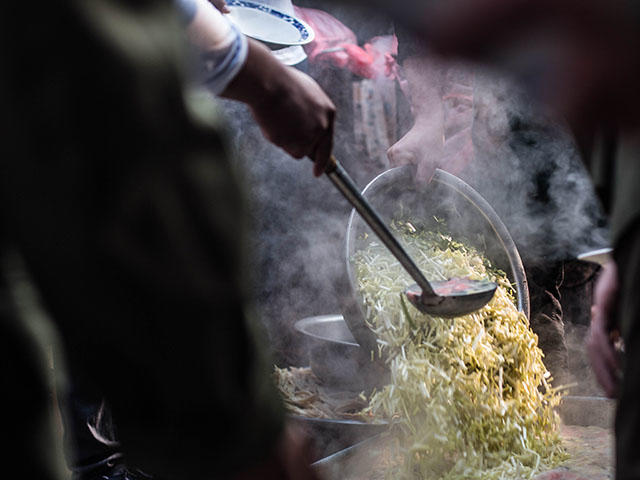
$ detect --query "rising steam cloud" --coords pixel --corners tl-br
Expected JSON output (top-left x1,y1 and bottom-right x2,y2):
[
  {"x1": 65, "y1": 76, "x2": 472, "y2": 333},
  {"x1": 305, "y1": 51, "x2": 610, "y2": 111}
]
[{"x1": 214, "y1": 7, "x2": 608, "y2": 390}]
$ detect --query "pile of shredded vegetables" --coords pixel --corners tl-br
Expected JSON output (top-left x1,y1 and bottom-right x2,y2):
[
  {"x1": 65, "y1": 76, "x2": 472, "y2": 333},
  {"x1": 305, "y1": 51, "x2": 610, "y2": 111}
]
[{"x1": 353, "y1": 220, "x2": 567, "y2": 480}]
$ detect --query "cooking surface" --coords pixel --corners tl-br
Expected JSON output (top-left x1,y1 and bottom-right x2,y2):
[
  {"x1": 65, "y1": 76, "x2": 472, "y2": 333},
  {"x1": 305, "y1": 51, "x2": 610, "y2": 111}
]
[
  {"x1": 289, "y1": 313, "x2": 615, "y2": 475},
  {"x1": 277, "y1": 362, "x2": 616, "y2": 477},
  {"x1": 313, "y1": 424, "x2": 614, "y2": 480},
  {"x1": 540, "y1": 425, "x2": 614, "y2": 480}
]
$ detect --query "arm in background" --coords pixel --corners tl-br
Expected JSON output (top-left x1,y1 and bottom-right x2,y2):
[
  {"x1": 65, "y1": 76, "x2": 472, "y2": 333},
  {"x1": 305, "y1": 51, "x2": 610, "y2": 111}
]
[{"x1": 182, "y1": 0, "x2": 336, "y2": 175}]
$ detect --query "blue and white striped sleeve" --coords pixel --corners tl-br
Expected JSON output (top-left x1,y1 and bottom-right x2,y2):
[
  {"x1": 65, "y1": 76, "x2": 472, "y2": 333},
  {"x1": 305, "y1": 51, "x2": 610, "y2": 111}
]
[
  {"x1": 197, "y1": 22, "x2": 248, "y2": 95},
  {"x1": 175, "y1": 0, "x2": 248, "y2": 95}
]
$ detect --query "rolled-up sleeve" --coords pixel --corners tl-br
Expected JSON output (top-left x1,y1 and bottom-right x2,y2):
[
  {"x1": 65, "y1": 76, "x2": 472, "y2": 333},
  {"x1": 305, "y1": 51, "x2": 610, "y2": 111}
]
[
  {"x1": 198, "y1": 22, "x2": 248, "y2": 95},
  {"x1": 178, "y1": 0, "x2": 249, "y2": 95}
]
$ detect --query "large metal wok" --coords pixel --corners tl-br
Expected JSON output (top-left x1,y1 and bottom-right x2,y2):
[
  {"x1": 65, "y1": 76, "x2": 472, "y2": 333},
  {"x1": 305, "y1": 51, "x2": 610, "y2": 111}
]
[
  {"x1": 289, "y1": 166, "x2": 531, "y2": 452},
  {"x1": 338, "y1": 166, "x2": 530, "y2": 355}
]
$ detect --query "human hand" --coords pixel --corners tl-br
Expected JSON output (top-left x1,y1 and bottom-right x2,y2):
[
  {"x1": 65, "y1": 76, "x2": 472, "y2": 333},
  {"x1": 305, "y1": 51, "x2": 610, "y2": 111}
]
[
  {"x1": 249, "y1": 66, "x2": 336, "y2": 177},
  {"x1": 421, "y1": 0, "x2": 640, "y2": 135},
  {"x1": 209, "y1": 0, "x2": 230, "y2": 13},
  {"x1": 222, "y1": 39, "x2": 335, "y2": 176},
  {"x1": 387, "y1": 118, "x2": 473, "y2": 182},
  {"x1": 389, "y1": 52, "x2": 474, "y2": 182},
  {"x1": 586, "y1": 261, "x2": 621, "y2": 398}
]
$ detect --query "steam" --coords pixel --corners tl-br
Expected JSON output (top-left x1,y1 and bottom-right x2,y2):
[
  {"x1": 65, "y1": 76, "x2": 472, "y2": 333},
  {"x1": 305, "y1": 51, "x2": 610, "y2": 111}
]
[
  {"x1": 460, "y1": 67, "x2": 609, "y2": 267},
  {"x1": 217, "y1": 85, "x2": 378, "y2": 367},
  {"x1": 391, "y1": 60, "x2": 609, "y2": 393},
  {"x1": 216, "y1": 10, "x2": 608, "y2": 404}
]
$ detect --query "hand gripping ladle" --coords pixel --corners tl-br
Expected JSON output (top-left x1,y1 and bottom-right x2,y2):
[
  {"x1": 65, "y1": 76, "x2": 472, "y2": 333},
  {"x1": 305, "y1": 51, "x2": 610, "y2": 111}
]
[{"x1": 324, "y1": 155, "x2": 497, "y2": 317}]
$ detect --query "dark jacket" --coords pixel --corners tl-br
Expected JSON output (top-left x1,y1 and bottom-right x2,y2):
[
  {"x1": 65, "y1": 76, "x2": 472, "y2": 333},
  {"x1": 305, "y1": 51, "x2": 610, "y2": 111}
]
[{"x1": 0, "y1": 0, "x2": 283, "y2": 478}]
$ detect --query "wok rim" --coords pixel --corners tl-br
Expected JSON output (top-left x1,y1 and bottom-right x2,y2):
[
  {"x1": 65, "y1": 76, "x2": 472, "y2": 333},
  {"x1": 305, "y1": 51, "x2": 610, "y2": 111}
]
[{"x1": 342, "y1": 166, "x2": 530, "y2": 354}]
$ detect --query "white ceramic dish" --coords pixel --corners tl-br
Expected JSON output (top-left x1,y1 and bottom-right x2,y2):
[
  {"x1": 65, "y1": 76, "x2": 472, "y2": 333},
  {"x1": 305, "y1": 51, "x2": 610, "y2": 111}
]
[{"x1": 226, "y1": 0, "x2": 315, "y2": 46}]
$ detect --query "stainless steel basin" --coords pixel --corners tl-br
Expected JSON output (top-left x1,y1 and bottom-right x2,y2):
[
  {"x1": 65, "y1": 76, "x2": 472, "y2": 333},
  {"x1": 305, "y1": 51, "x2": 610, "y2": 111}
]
[
  {"x1": 294, "y1": 314, "x2": 388, "y2": 391},
  {"x1": 340, "y1": 166, "x2": 530, "y2": 354}
]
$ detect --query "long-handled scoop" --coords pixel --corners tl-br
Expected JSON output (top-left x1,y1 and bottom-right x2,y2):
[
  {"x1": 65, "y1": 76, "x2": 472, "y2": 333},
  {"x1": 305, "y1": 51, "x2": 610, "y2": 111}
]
[{"x1": 324, "y1": 155, "x2": 497, "y2": 317}]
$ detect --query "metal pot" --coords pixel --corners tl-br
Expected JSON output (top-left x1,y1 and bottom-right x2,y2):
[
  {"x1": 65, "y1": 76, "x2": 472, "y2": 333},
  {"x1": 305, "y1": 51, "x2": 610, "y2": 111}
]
[
  {"x1": 294, "y1": 314, "x2": 388, "y2": 391},
  {"x1": 339, "y1": 166, "x2": 530, "y2": 355}
]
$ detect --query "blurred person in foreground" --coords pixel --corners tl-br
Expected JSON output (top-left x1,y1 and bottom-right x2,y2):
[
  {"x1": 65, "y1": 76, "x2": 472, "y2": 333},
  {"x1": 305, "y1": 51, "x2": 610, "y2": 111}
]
[
  {"x1": 387, "y1": 28, "x2": 608, "y2": 387},
  {"x1": 407, "y1": 0, "x2": 640, "y2": 478},
  {"x1": 55, "y1": 1, "x2": 335, "y2": 478},
  {"x1": 1, "y1": 0, "x2": 334, "y2": 478}
]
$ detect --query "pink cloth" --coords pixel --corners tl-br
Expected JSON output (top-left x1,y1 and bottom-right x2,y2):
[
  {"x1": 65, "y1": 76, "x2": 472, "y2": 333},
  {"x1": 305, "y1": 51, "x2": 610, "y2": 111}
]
[{"x1": 294, "y1": 6, "x2": 397, "y2": 79}]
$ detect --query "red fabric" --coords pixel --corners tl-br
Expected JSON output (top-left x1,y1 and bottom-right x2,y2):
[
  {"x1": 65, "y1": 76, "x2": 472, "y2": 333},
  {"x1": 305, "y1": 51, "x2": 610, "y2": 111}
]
[{"x1": 294, "y1": 6, "x2": 398, "y2": 79}]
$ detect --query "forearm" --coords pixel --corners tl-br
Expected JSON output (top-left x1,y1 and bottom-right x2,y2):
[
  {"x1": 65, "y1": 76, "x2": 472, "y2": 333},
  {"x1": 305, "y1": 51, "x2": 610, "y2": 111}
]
[
  {"x1": 401, "y1": 54, "x2": 447, "y2": 147},
  {"x1": 403, "y1": 52, "x2": 475, "y2": 143},
  {"x1": 220, "y1": 38, "x2": 291, "y2": 105},
  {"x1": 182, "y1": 0, "x2": 248, "y2": 95},
  {"x1": 219, "y1": 38, "x2": 336, "y2": 170},
  {"x1": 181, "y1": 0, "x2": 302, "y2": 103},
  {"x1": 184, "y1": 0, "x2": 234, "y2": 50},
  {"x1": 184, "y1": 0, "x2": 336, "y2": 169}
]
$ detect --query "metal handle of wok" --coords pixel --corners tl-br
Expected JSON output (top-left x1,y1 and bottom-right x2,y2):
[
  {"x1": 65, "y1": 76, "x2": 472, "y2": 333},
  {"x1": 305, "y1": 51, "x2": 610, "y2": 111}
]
[{"x1": 325, "y1": 156, "x2": 438, "y2": 297}]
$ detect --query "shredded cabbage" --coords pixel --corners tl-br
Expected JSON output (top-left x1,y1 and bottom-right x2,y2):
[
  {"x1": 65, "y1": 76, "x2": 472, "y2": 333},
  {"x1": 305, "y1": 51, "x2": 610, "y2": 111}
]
[{"x1": 353, "y1": 220, "x2": 567, "y2": 479}]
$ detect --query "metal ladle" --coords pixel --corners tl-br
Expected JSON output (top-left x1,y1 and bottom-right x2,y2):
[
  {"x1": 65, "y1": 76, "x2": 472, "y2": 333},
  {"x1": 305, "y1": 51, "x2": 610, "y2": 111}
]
[{"x1": 323, "y1": 156, "x2": 497, "y2": 317}]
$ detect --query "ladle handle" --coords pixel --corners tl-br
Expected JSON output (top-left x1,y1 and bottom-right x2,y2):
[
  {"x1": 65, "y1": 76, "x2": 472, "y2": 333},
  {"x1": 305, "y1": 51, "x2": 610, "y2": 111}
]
[{"x1": 324, "y1": 156, "x2": 437, "y2": 297}]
